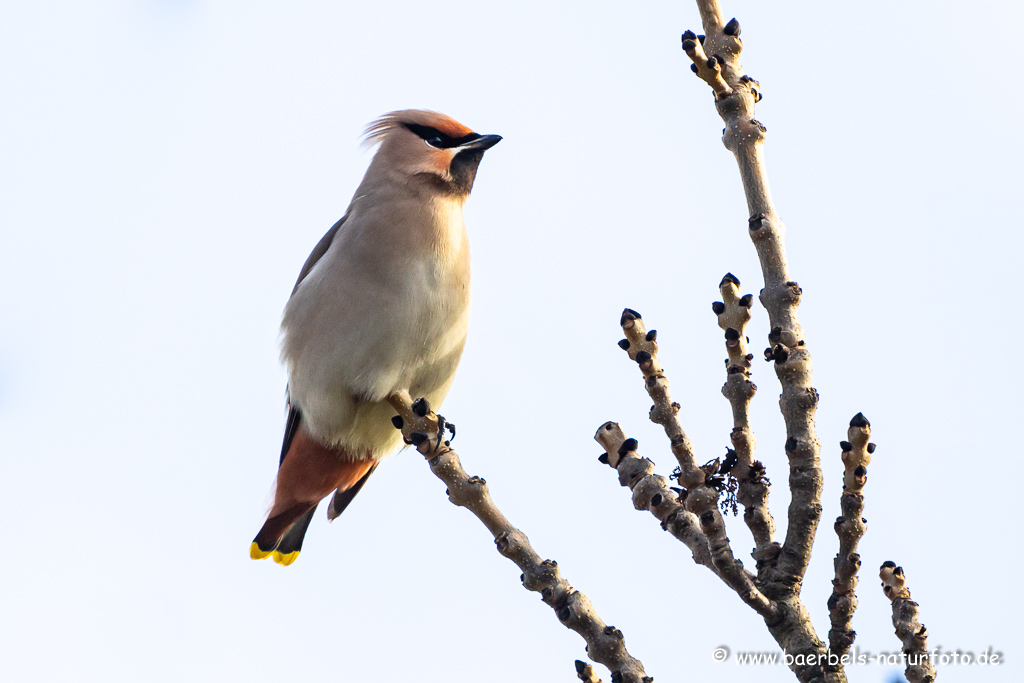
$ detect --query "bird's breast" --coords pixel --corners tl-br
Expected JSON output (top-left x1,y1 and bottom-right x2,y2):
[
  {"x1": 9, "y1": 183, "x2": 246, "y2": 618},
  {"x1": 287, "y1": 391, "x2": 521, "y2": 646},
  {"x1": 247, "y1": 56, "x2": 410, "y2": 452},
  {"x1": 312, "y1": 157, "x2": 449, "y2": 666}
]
[{"x1": 281, "y1": 195, "x2": 471, "y2": 453}]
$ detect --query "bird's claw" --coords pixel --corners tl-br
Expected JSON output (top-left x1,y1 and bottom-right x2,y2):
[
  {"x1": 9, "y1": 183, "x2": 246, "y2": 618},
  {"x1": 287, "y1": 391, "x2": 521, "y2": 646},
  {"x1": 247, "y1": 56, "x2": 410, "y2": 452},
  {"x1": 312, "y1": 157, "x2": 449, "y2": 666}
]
[{"x1": 435, "y1": 415, "x2": 456, "y2": 445}]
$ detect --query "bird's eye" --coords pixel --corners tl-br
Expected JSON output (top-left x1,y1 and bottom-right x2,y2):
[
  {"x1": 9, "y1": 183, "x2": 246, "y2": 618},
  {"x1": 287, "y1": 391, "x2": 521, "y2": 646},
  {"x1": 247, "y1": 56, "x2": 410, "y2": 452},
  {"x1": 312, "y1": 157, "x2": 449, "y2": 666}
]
[{"x1": 426, "y1": 136, "x2": 443, "y2": 148}]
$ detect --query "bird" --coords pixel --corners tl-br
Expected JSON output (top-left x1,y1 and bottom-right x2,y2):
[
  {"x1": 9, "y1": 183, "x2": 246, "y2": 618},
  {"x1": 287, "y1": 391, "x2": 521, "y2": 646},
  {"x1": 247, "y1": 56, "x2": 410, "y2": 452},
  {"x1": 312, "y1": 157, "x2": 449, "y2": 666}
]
[{"x1": 250, "y1": 110, "x2": 500, "y2": 565}]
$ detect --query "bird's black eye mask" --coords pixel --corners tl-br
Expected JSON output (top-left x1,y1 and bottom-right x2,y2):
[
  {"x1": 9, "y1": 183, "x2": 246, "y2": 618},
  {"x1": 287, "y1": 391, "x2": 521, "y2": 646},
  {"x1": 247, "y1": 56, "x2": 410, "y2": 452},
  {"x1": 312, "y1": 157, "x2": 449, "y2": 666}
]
[{"x1": 404, "y1": 123, "x2": 481, "y2": 149}]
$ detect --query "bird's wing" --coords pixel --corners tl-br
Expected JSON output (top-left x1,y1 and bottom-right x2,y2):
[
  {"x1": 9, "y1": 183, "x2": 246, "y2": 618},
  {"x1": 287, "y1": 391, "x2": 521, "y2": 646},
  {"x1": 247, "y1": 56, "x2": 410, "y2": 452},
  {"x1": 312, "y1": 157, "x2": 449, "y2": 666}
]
[
  {"x1": 290, "y1": 214, "x2": 348, "y2": 296},
  {"x1": 279, "y1": 403, "x2": 302, "y2": 466},
  {"x1": 327, "y1": 460, "x2": 379, "y2": 520}
]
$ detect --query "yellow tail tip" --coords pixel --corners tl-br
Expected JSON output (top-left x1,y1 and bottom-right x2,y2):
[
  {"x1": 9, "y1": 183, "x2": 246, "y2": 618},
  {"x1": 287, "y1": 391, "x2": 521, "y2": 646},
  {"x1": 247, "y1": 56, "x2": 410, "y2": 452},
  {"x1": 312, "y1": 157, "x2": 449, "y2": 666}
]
[
  {"x1": 272, "y1": 549, "x2": 299, "y2": 566},
  {"x1": 250, "y1": 542, "x2": 273, "y2": 560}
]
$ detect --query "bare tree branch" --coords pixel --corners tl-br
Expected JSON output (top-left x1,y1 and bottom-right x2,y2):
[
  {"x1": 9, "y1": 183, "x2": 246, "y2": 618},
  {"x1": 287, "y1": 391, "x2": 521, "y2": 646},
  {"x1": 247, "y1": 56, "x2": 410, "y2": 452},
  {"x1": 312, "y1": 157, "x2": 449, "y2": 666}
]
[
  {"x1": 595, "y1": 420, "x2": 775, "y2": 619},
  {"x1": 595, "y1": 419, "x2": 715, "y2": 571},
  {"x1": 683, "y1": 0, "x2": 822, "y2": 592},
  {"x1": 385, "y1": 391, "x2": 651, "y2": 683},
  {"x1": 713, "y1": 273, "x2": 779, "y2": 567},
  {"x1": 828, "y1": 414, "x2": 873, "y2": 656},
  {"x1": 880, "y1": 563, "x2": 937, "y2": 683}
]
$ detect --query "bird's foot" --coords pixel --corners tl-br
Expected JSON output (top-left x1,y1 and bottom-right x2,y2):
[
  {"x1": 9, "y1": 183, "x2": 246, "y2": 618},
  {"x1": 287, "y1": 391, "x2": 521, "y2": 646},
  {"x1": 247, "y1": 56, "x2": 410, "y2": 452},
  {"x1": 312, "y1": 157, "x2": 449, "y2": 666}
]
[
  {"x1": 388, "y1": 393, "x2": 453, "y2": 458},
  {"x1": 435, "y1": 415, "x2": 456, "y2": 445}
]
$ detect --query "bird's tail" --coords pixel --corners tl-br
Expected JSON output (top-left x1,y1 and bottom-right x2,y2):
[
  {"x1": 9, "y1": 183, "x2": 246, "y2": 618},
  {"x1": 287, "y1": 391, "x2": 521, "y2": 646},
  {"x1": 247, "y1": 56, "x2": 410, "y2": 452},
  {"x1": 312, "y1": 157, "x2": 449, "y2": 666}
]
[{"x1": 250, "y1": 502, "x2": 317, "y2": 566}]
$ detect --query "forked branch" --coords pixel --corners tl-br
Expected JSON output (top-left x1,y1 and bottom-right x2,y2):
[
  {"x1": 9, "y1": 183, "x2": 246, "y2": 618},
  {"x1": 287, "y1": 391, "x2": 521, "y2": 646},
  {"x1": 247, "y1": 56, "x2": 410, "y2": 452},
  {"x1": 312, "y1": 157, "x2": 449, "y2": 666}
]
[
  {"x1": 683, "y1": 0, "x2": 823, "y2": 590},
  {"x1": 595, "y1": 419, "x2": 775, "y2": 619}
]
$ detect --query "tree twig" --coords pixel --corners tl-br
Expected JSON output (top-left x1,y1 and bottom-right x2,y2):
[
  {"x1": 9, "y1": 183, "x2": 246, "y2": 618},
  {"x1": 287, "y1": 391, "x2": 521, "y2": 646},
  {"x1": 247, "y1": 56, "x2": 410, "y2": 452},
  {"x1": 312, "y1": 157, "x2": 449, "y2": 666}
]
[
  {"x1": 828, "y1": 414, "x2": 873, "y2": 656},
  {"x1": 683, "y1": 0, "x2": 823, "y2": 591},
  {"x1": 386, "y1": 391, "x2": 651, "y2": 683},
  {"x1": 713, "y1": 273, "x2": 779, "y2": 568},
  {"x1": 595, "y1": 419, "x2": 775, "y2": 620},
  {"x1": 575, "y1": 660, "x2": 605, "y2": 683},
  {"x1": 880, "y1": 563, "x2": 937, "y2": 683}
]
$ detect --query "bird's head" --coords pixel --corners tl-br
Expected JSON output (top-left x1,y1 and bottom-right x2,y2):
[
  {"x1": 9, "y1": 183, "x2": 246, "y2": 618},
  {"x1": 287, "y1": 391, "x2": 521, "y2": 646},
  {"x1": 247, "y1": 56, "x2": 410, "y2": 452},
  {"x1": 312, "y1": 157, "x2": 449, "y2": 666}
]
[{"x1": 364, "y1": 110, "x2": 501, "y2": 197}]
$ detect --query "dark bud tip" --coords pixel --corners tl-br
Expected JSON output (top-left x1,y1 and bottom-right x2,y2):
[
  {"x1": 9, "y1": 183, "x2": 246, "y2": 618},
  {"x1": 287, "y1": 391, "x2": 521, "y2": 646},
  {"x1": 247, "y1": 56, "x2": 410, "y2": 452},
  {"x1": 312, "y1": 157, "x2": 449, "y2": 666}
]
[
  {"x1": 840, "y1": 440, "x2": 852, "y2": 452},
  {"x1": 683, "y1": 39, "x2": 696, "y2": 52},
  {"x1": 635, "y1": 350, "x2": 652, "y2": 365},
  {"x1": 617, "y1": 438, "x2": 638, "y2": 457},
  {"x1": 867, "y1": 443, "x2": 876, "y2": 454},
  {"x1": 624, "y1": 307, "x2": 641, "y2": 320},
  {"x1": 724, "y1": 327, "x2": 740, "y2": 341},
  {"x1": 557, "y1": 606, "x2": 571, "y2": 622},
  {"x1": 645, "y1": 329, "x2": 657, "y2": 342},
  {"x1": 575, "y1": 661, "x2": 587, "y2": 675},
  {"x1": 894, "y1": 566, "x2": 904, "y2": 577},
  {"x1": 391, "y1": 415, "x2": 404, "y2": 429},
  {"x1": 712, "y1": 301, "x2": 726, "y2": 315},
  {"x1": 598, "y1": 453, "x2": 609, "y2": 465},
  {"x1": 854, "y1": 465, "x2": 866, "y2": 477},
  {"x1": 881, "y1": 560, "x2": 897, "y2": 568},
  {"x1": 739, "y1": 294, "x2": 753, "y2": 308},
  {"x1": 651, "y1": 493, "x2": 663, "y2": 506},
  {"x1": 707, "y1": 57, "x2": 717, "y2": 69},
  {"x1": 785, "y1": 436, "x2": 798, "y2": 452},
  {"x1": 724, "y1": 17, "x2": 741, "y2": 36},
  {"x1": 618, "y1": 338, "x2": 631, "y2": 350},
  {"x1": 720, "y1": 272, "x2": 740, "y2": 287},
  {"x1": 410, "y1": 432, "x2": 428, "y2": 446},
  {"x1": 690, "y1": 62, "x2": 699, "y2": 74},
  {"x1": 748, "y1": 212, "x2": 766, "y2": 230},
  {"x1": 850, "y1": 412, "x2": 870, "y2": 428},
  {"x1": 682, "y1": 29, "x2": 697, "y2": 41},
  {"x1": 412, "y1": 398, "x2": 430, "y2": 417},
  {"x1": 697, "y1": 34, "x2": 706, "y2": 44}
]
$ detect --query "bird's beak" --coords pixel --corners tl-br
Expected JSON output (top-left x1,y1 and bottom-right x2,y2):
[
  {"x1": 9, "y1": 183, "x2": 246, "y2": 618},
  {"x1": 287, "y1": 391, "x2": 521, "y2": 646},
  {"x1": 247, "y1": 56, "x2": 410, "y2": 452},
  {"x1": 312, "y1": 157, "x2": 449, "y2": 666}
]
[{"x1": 459, "y1": 134, "x2": 502, "y2": 151}]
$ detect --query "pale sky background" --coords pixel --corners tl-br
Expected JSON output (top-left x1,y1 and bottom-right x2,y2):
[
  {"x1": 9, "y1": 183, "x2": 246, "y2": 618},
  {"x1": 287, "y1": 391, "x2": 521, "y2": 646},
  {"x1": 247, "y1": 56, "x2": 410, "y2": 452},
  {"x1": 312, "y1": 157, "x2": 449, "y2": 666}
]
[{"x1": 2, "y1": 1, "x2": 1021, "y2": 682}]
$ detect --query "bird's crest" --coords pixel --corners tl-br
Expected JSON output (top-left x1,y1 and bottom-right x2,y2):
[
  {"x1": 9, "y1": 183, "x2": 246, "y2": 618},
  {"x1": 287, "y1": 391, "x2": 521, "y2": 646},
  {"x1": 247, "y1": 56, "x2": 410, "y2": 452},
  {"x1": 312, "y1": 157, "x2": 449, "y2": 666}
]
[{"x1": 363, "y1": 110, "x2": 475, "y2": 148}]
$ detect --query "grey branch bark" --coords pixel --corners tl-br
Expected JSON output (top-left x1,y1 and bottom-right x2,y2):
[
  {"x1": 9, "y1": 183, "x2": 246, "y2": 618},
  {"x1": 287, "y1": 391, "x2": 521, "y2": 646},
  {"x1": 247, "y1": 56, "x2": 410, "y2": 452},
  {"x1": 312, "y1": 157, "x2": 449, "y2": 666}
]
[
  {"x1": 386, "y1": 391, "x2": 651, "y2": 683},
  {"x1": 828, "y1": 414, "x2": 873, "y2": 656},
  {"x1": 880, "y1": 563, "x2": 937, "y2": 682}
]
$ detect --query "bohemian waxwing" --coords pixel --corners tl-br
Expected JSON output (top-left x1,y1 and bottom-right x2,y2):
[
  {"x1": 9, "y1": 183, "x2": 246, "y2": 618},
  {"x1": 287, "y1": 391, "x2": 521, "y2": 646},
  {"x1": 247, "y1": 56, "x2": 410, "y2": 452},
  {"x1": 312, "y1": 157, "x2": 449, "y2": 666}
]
[{"x1": 251, "y1": 110, "x2": 500, "y2": 565}]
